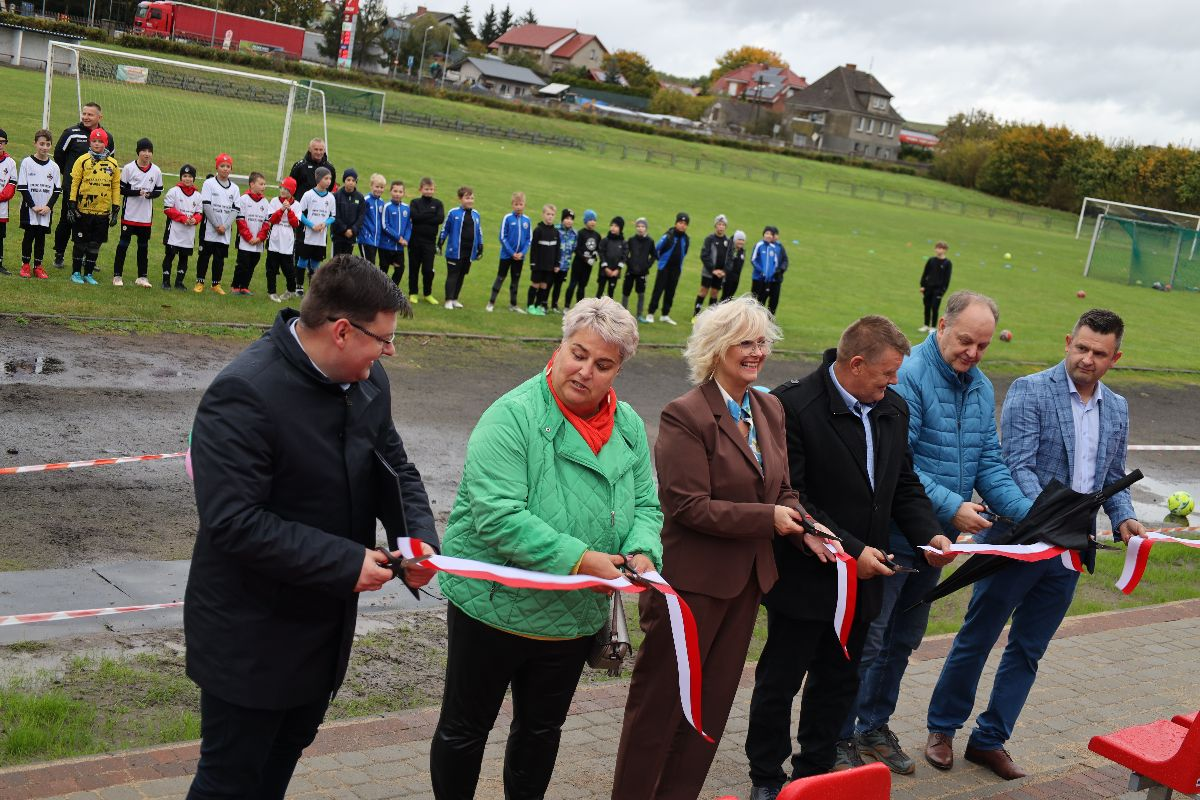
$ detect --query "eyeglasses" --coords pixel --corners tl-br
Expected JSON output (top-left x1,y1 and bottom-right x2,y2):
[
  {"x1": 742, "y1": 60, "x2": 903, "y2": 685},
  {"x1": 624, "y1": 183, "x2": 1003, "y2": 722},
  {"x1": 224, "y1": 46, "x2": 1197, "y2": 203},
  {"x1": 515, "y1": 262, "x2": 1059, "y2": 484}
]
[
  {"x1": 329, "y1": 317, "x2": 395, "y2": 346},
  {"x1": 735, "y1": 339, "x2": 772, "y2": 355}
]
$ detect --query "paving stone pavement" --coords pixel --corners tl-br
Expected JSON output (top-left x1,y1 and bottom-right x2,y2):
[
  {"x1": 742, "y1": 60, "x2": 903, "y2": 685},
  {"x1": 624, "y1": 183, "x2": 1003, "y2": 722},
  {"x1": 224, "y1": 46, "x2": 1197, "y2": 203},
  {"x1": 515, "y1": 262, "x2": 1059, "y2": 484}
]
[{"x1": 6, "y1": 600, "x2": 1199, "y2": 800}]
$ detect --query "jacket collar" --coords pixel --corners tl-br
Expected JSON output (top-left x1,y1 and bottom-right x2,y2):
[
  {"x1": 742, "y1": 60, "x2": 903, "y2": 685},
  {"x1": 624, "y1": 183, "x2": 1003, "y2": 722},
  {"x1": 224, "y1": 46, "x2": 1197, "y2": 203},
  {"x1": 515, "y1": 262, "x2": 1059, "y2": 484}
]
[
  {"x1": 701, "y1": 379, "x2": 764, "y2": 476},
  {"x1": 919, "y1": 332, "x2": 978, "y2": 392},
  {"x1": 269, "y1": 309, "x2": 371, "y2": 398}
]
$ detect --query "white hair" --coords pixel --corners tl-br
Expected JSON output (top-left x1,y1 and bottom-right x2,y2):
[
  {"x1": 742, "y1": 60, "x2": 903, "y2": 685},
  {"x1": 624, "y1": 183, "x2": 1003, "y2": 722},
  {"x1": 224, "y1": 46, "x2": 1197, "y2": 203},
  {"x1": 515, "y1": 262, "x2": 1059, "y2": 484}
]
[
  {"x1": 561, "y1": 297, "x2": 639, "y2": 362},
  {"x1": 683, "y1": 295, "x2": 781, "y2": 384}
]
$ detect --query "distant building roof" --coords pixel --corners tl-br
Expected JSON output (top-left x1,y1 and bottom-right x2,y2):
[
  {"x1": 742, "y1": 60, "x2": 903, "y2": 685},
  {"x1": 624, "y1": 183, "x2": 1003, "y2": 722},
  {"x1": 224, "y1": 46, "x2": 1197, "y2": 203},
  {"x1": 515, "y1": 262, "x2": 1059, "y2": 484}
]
[
  {"x1": 463, "y1": 57, "x2": 546, "y2": 87},
  {"x1": 551, "y1": 32, "x2": 596, "y2": 59},
  {"x1": 397, "y1": 5, "x2": 458, "y2": 25},
  {"x1": 715, "y1": 63, "x2": 807, "y2": 102},
  {"x1": 490, "y1": 24, "x2": 575, "y2": 50},
  {"x1": 786, "y1": 63, "x2": 905, "y2": 123}
]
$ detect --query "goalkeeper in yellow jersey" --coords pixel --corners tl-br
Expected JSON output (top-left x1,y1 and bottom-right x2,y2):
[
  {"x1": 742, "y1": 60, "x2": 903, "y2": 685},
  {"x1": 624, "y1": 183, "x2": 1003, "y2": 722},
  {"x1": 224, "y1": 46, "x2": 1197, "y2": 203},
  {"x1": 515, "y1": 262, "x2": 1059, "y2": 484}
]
[{"x1": 67, "y1": 128, "x2": 119, "y2": 285}]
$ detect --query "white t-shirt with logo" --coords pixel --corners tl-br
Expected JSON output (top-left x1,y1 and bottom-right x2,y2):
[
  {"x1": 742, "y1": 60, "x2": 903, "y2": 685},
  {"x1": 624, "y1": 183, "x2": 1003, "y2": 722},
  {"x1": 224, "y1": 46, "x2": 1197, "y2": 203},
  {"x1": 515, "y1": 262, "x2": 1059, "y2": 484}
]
[
  {"x1": 17, "y1": 156, "x2": 61, "y2": 228},
  {"x1": 200, "y1": 176, "x2": 239, "y2": 245},
  {"x1": 120, "y1": 161, "x2": 164, "y2": 226}
]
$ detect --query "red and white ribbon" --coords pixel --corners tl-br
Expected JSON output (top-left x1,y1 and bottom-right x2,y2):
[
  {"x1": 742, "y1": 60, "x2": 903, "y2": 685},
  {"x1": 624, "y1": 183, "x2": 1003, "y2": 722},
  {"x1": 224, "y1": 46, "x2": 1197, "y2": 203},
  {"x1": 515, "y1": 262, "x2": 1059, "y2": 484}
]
[
  {"x1": 826, "y1": 544, "x2": 857, "y2": 659},
  {"x1": 918, "y1": 541, "x2": 1069, "y2": 561},
  {"x1": 0, "y1": 601, "x2": 183, "y2": 626},
  {"x1": 0, "y1": 452, "x2": 187, "y2": 475},
  {"x1": 1116, "y1": 533, "x2": 1200, "y2": 594},
  {"x1": 394, "y1": 538, "x2": 713, "y2": 741}
]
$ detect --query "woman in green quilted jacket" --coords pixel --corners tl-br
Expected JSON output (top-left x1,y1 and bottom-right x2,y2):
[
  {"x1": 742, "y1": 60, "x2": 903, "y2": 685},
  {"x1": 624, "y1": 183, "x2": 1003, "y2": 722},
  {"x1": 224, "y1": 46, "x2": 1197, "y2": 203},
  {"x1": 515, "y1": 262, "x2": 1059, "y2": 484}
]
[{"x1": 429, "y1": 296, "x2": 664, "y2": 800}]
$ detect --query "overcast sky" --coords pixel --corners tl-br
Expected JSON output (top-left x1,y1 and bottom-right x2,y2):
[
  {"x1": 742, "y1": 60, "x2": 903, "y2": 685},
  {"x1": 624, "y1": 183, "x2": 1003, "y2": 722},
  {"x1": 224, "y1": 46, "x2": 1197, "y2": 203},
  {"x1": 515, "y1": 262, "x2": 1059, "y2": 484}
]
[{"x1": 391, "y1": 0, "x2": 1196, "y2": 147}]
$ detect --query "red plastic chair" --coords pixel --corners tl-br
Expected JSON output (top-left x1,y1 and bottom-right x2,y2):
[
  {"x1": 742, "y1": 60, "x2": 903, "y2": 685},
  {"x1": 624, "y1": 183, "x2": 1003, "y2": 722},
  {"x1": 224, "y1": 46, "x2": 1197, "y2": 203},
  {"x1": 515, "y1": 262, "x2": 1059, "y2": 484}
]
[
  {"x1": 1172, "y1": 711, "x2": 1196, "y2": 727},
  {"x1": 777, "y1": 763, "x2": 891, "y2": 800},
  {"x1": 1088, "y1": 711, "x2": 1200, "y2": 799}
]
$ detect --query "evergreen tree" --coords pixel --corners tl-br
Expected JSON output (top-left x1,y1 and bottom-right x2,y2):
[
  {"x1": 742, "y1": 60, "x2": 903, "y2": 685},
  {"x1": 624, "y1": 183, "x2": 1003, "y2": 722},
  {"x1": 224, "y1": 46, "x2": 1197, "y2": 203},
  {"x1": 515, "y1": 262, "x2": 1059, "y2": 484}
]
[
  {"x1": 477, "y1": 4, "x2": 499, "y2": 43},
  {"x1": 498, "y1": 4, "x2": 513, "y2": 33},
  {"x1": 454, "y1": 2, "x2": 475, "y2": 43},
  {"x1": 518, "y1": 8, "x2": 537, "y2": 25}
]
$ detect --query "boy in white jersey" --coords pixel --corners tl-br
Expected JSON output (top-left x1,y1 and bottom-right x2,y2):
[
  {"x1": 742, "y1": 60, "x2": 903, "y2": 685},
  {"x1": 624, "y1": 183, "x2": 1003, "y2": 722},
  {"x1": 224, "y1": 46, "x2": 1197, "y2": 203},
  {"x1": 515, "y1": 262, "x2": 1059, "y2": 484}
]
[
  {"x1": 0, "y1": 128, "x2": 17, "y2": 276},
  {"x1": 294, "y1": 165, "x2": 334, "y2": 297},
  {"x1": 194, "y1": 153, "x2": 239, "y2": 294},
  {"x1": 230, "y1": 171, "x2": 271, "y2": 296},
  {"x1": 161, "y1": 164, "x2": 204, "y2": 289},
  {"x1": 16, "y1": 129, "x2": 61, "y2": 279},
  {"x1": 265, "y1": 176, "x2": 300, "y2": 302},
  {"x1": 112, "y1": 137, "x2": 163, "y2": 287}
]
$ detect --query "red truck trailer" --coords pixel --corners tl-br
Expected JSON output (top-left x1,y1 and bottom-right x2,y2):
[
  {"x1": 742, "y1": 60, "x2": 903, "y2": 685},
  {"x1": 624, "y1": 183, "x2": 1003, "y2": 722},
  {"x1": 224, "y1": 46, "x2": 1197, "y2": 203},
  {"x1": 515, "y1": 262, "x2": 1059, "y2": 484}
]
[{"x1": 132, "y1": 1, "x2": 306, "y2": 59}]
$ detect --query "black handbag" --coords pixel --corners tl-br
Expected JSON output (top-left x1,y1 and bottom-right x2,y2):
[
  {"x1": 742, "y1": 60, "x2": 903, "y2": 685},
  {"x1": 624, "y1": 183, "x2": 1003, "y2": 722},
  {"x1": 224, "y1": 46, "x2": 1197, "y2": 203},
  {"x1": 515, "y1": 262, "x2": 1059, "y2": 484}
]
[{"x1": 587, "y1": 592, "x2": 632, "y2": 676}]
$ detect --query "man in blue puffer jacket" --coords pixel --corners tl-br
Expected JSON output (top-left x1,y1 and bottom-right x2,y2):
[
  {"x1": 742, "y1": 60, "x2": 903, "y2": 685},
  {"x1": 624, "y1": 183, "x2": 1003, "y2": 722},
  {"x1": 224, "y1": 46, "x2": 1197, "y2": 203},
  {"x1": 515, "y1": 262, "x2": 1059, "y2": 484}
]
[{"x1": 840, "y1": 290, "x2": 1033, "y2": 776}]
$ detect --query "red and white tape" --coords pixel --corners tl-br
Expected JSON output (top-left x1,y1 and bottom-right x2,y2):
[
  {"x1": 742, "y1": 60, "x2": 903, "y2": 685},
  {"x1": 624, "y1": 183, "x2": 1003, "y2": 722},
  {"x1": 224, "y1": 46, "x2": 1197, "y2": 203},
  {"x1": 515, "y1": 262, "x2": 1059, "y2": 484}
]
[
  {"x1": 1126, "y1": 445, "x2": 1200, "y2": 451},
  {"x1": 0, "y1": 452, "x2": 187, "y2": 475},
  {"x1": 1116, "y1": 533, "x2": 1200, "y2": 594},
  {"x1": 919, "y1": 541, "x2": 1069, "y2": 561},
  {"x1": 826, "y1": 544, "x2": 857, "y2": 659},
  {"x1": 394, "y1": 537, "x2": 713, "y2": 741},
  {"x1": 0, "y1": 601, "x2": 183, "y2": 626}
]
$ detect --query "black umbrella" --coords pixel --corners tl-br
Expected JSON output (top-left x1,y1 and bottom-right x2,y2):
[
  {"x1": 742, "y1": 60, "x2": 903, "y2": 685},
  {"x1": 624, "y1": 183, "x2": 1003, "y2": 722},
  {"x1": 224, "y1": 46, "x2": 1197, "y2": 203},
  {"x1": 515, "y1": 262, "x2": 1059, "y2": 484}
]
[{"x1": 911, "y1": 469, "x2": 1143, "y2": 609}]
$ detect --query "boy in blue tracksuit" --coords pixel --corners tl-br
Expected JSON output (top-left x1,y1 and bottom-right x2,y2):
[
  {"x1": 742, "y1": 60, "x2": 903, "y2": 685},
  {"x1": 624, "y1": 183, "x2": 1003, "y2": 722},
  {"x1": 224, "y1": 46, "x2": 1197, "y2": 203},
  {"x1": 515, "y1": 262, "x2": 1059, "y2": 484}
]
[
  {"x1": 751, "y1": 225, "x2": 785, "y2": 313},
  {"x1": 358, "y1": 173, "x2": 386, "y2": 266},
  {"x1": 438, "y1": 185, "x2": 482, "y2": 309},
  {"x1": 487, "y1": 191, "x2": 532, "y2": 313},
  {"x1": 550, "y1": 208, "x2": 576, "y2": 313},
  {"x1": 379, "y1": 180, "x2": 411, "y2": 287},
  {"x1": 645, "y1": 212, "x2": 690, "y2": 325}
]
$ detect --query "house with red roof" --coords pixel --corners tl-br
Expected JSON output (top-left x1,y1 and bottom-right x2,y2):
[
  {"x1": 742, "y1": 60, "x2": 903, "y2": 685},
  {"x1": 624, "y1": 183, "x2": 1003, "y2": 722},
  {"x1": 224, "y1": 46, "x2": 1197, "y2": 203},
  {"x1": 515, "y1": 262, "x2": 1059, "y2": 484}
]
[
  {"x1": 711, "y1": 63, "x2": 808, "y2": 113},
  {"x1": 488, "y1": 24, "x2": 608, "y2": 74}
]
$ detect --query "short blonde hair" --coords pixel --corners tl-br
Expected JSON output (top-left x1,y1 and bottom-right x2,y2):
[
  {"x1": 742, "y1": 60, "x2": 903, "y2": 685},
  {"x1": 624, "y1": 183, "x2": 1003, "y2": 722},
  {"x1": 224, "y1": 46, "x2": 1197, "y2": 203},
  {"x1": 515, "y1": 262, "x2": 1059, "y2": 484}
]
[
  {"x1": 369, "y1": 173, "x2": 386, "y2": 186},
  {"x1": 512, "y1": 191, "x2": 525, "y2": 203},
  {"x1": 683, "y1": 295, "x2": 782, "y2": 384},
  {"x1": 542, "y1": 203, "x2": 556, "y2": 214},
  {"x1": 562, "y1": 297, "x2": 639, "y2": 363}
]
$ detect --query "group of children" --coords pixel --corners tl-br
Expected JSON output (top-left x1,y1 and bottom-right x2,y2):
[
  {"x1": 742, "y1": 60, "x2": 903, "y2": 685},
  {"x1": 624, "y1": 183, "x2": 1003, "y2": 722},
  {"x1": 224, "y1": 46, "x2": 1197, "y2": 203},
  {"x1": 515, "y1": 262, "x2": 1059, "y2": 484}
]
[{"x1": 0, "y1": 126, "x2": 792, "y2": 317}]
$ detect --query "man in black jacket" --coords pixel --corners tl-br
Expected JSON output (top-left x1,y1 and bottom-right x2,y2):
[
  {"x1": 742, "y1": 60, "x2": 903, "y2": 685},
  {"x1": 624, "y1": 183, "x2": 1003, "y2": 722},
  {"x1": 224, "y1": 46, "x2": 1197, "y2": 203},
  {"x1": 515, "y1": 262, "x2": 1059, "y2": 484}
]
[
  {"x1": 744, "y1": 315, "x2": 953, "y2": 799},
  {"x1": 288, "y1": 138, "x2": 335, "y2": 205},
  {"x1": 53, "y1": 101, "x2": 113, "y2": 268},
  {"x1": 185, "y1": 255, "x2": 439, "y2": 800}
]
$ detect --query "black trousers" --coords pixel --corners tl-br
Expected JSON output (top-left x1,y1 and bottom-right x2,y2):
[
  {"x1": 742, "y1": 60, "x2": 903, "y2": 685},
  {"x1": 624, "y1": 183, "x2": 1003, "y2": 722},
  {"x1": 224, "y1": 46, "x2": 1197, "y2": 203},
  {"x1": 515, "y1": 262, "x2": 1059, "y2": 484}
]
[
  {"x1": 430, "y1": 603, "x2": 590, "y2": 800},
  {"x1": 408, "y1": 239, "x2": 437, "y2": 297},
  {"x1": 596, "y1": 269, "x2": 620, "y2": 298},
  {"x1": 196, "y1": 241, "x2": 229, "y2": 284},
  {"x1": 745, "y1": 609, "x2": 869, "y2": 786},
  {"x1": 563, "y1": 264, "x2": 592, "y2": 307},
  {"x1": 21, "y1": 227, "x2": 48, "y2": 266},
  {"x1": 359, "y1": 243, "x2": 377, "y2": 265},
  {"x1": 751, "y1": 278, "x2": 782, "y2": 314},
  {"x1": 923, "y1": 290, "x2": 945, "y2": 327},
  {"x1": 445, "y1": 258, "x2": 471, "y2": 301},
  {"x1": 231, "y1": 250, "x2": 261, "y2": 290},
  {"x1": 113, "y1": 225, "x2": 152, "y2": 278},
  {"x1": 185, "y1": 689, "x2": 329, "y2": 800},
  {"x1": 53, "y1": 198, "x2": 73, "y2": 258},
  {"x1": 720, "y1": 271, "x2": 742, "y2": 301},
  {"x1": 163, "y1": 245, "x2": 193, "y2": 285},
  {"x1": 648, "y1": 265, "x2": 681, "y2": 315},
  {"x1": 265, "y1": 251, "x2": 294, "y2": 294},
  {"x1": 549, "y1": 269, "x2": 568, "y2": 308},
  {"x1": 332, "y1": 237, "x2": 355, "y2": 256},
  {"x1": 489, "y1": 257, "x2": 524, "y2": 306}
]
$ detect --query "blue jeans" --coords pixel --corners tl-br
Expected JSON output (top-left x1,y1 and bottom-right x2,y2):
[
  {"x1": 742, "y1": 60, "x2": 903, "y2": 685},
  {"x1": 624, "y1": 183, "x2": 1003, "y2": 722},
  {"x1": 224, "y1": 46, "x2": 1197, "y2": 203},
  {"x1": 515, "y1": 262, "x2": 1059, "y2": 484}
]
[
  {"x1": 840, "y1": 540, "x2": 944, "y2": 740},
  {"x1": 926, "y1": 558, "x2": 1078, "y2": 750}
]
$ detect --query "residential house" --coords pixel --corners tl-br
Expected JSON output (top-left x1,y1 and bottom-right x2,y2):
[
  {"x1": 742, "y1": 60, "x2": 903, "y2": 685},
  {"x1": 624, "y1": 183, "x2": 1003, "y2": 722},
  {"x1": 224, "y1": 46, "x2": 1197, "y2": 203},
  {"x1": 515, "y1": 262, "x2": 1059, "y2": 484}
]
[
  {"x1": 711, "y1": 64, "x2": 807, "y2": 113},
  {"x1": 453, "y1": 56, "x2": 546, "y2": 98},
  {"x1": 488, "y1": 23, "x2": 607, "y2": 73},
  {"x1": 785, "y1": 63, "x2": 905, "y2": 159},
  {"x1": 397, "y1": 5, "x2": 459, "y2": 27}
]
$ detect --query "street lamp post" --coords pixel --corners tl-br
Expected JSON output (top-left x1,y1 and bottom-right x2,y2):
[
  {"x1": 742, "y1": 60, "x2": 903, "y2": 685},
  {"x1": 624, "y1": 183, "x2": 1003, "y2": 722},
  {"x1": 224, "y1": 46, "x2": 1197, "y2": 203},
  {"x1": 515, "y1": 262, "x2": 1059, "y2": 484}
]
[{"x1": 416, "y1": 25, "x2": 431, "y2": 84}]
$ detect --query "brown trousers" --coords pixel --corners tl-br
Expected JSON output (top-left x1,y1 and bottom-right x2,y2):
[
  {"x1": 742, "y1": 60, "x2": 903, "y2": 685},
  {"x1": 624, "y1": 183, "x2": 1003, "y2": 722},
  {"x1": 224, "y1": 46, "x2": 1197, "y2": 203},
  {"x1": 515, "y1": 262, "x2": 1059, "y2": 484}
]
[{"x1": 611, "y1": 576, "x2": 761, "y2": 800}]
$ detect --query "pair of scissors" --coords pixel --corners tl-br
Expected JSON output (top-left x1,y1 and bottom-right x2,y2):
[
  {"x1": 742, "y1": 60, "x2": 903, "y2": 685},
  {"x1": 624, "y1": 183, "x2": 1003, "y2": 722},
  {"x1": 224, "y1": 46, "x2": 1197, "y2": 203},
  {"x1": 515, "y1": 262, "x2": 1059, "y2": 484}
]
[{"x1": 797, "y1": 513, "x2": 844, "y2": 542}]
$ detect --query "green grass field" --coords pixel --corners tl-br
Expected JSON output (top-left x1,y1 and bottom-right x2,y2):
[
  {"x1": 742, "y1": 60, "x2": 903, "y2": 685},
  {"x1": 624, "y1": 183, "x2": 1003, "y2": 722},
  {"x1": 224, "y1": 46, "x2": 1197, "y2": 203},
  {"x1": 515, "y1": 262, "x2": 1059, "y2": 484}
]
[{"x1": 1, "y1": 58, "x2": 1197, "y2": 375}]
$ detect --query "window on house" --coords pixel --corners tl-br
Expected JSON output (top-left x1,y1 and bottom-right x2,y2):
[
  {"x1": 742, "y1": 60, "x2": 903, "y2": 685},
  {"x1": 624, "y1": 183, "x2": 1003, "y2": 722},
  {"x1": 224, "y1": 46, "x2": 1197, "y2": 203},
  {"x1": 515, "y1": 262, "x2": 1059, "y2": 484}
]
[
  {"x1": 810, "y1": 112, "x2": 825, "y2": 124},
  {"x1": 870, "y1": 96, "x2": 887, "y2": 110},
  {"x1": 867, "y1": 119, "x2": 875, "y2": 133},
  {"x1": 856, "y1": 116, "x2": 865, "y2": 132}
]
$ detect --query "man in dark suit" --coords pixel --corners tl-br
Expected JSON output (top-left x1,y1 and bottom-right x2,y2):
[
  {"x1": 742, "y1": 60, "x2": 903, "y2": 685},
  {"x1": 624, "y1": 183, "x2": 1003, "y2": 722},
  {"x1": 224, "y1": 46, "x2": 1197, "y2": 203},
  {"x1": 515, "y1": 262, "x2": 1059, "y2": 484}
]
[
  {"x1": 745, "y1": 315, "x2": 954, "y2": 800},
  {"x1": 185, "y1": 255, "x2": 439, "y2": 800}
]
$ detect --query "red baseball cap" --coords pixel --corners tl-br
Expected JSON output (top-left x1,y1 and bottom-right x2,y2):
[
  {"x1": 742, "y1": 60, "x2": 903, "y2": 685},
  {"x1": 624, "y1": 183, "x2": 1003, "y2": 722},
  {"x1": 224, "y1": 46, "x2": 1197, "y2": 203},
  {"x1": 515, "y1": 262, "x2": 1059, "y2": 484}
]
[
  {"x1": 89, "y1": 128, "x2": 109, "y2": 147},
  {"x1": 215, "y1": 153, "x2": 232, "y2": 167},
  {"x1": 281, "y1": 177, "x2": 297, "y2": 195}
]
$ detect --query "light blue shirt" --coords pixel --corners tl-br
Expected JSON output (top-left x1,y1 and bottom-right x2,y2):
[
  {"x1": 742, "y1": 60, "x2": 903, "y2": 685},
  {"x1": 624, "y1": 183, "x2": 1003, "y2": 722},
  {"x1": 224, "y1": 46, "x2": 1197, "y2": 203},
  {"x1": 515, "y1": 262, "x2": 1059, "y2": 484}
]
[
  {"x1": 829, "y1": 364, "x2": 876, "y2": 490},
  {"x1": 1066, "y1": 375, "x2": 1102, "y2": 493}
]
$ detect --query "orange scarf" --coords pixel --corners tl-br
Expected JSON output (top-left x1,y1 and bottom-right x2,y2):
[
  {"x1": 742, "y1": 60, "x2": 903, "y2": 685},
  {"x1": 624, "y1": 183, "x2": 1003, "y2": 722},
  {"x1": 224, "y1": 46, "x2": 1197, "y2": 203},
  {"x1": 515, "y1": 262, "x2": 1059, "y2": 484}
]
[{"x1": 545, "y1": 355, "x2": 616, "y2": 455}]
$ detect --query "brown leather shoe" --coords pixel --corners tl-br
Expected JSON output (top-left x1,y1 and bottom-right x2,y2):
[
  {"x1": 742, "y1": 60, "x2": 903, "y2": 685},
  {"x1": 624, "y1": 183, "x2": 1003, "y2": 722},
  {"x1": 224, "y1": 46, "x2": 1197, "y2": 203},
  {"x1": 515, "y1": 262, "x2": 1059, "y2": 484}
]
[
  {"x1": 924, "y1": 732, "x2": 954, "y2": 770},
  {"x1": 964, "y1": 744, "x2": 1027, "y2": 780}
]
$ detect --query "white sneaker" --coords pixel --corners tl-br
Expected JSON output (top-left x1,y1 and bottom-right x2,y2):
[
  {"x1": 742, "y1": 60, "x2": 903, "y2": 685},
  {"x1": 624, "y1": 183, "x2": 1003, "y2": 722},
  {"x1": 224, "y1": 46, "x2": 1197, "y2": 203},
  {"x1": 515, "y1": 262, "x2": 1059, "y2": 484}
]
[
  {"x1": 918, "y1": 325, "x2": 930, "y2": 332},
  {"x1": 134, "y1": 277, "x2": 152, "y2": 288},
  {"x1": 485, "y1": 303, "x2": 494, "y2": 312},
  {"x1": 452, "y1": 300, "x2": 463, "y2": 308},
  {"x1": 642, "y1": 314, "x2": 654, "y2": 323},
  {"x1": 112, "y1": 276, "x2": 123, "y2": 286},
  {"x1": 510, "y1": 305, "x2": 526, "y2": 314},
  {"x1": 444, "y1": 300, "x2": 455, "y2": 309},
  {"x1": 660, "y1": 315, "x2": 677, "y2": 326},
  {"x1": 269, "y1": 293, "x2": 282, "y2": 303}
]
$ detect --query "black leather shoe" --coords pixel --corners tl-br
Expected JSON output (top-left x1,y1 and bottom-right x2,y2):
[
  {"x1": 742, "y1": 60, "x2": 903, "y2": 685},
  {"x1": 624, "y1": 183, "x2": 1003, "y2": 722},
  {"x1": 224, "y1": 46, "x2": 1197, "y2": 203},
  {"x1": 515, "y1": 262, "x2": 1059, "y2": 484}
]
[{"x1": 749, "y1": 786, "x2": 781, "y2": 800}]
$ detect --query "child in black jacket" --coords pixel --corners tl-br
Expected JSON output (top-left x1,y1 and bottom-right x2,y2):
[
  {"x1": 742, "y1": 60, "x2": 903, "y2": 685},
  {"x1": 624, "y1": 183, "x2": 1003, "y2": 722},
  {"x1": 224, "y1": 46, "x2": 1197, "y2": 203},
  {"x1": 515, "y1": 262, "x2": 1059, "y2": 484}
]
[
  {"x1": 564, "y1": 209, "x2": 601, "y2": 307},
  {"x1": 623, "y1": 217, "x2": 655, "y2": 318},
  {"x1": 720, "y1": 230, "x2": 747, "y2": 300},
  {"x1": 919, "y1": 240, "x2": 952, "y2": 331},
  {"x1": 330, "y1": 168, "x2": 365, "y2": 256},
  {"x1": 596, "y1": 215, "x2": 626, "y2": 299},
  {"x1": 526, "y1": 203, "x2": 560, "y2": 315}
]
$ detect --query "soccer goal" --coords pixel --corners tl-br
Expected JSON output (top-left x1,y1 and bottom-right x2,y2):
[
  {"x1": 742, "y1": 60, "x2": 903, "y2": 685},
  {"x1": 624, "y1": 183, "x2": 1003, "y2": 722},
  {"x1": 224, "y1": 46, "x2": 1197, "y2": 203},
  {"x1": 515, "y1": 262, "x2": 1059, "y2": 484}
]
[
  {"x1": 1083, "y1": 214, "x2": 1200, "y2": 291},
  {"x1": 43, "y1": 43, "x2": 328, "y2": 184},
  {"x1": 299, "y1": 79, "x2": 386, "y2": 124},
  {"x1": 1075, "y1": 196, "x2": 1200, "y2": 239}
]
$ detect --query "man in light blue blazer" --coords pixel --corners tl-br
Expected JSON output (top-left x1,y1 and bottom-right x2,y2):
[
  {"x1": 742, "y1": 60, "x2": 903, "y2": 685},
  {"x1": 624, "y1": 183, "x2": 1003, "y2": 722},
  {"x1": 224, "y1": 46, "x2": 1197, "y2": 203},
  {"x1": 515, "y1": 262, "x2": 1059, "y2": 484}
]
[{"x1": 925, "y1": 308, "x2": 1145, "y2": 780}]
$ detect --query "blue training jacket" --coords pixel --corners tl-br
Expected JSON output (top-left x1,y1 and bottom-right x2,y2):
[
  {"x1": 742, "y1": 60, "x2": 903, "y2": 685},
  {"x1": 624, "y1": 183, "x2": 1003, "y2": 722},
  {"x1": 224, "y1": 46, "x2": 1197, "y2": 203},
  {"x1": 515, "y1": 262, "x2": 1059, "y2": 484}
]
[
  {"x1": 558, "y1": 225, "x2": 577, "y2": 272},
  {"x1": 359, "y1": 194, "x2": 386, "y2": 248},
  {"x1": 499, "y1": 212, "x2": 532, "y2": 260},
  {"x1": 889, "y1": 333, "x2": 1033, "y2": 554},
  {"x1": 439, "y1": 206, "x2": 483, "y2": 261},
  {"x1": 750, "y1": 239, "x2": 782, "y2": 281},
  {"x1": 655, "y1": 230, "x2": 689, "y2": 270},
  {"x1": 379, "y1": 200, "x2": 411, "y2": 251}
]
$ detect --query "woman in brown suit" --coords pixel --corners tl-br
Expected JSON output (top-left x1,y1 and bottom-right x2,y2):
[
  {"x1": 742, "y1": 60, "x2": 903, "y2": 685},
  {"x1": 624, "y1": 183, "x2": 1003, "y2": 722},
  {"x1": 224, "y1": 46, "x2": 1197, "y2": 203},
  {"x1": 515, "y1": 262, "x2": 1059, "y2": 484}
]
[{"x1": 611, "y1": 296, "x2": 841, "y2": 800}]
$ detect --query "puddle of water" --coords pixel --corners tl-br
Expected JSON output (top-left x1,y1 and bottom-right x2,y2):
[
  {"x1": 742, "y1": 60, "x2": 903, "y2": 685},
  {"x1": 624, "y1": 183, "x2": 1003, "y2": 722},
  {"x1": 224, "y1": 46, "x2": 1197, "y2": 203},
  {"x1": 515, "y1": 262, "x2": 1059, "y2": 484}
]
[{"x1": 2, "y1": 356, "x2": 64, "y2": 376}]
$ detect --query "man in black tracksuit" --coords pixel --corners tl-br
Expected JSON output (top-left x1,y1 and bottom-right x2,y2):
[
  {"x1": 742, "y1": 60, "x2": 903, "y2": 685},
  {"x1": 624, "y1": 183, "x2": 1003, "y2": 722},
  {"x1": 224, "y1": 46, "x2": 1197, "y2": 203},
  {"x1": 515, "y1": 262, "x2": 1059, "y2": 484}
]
[
  {"x1": 408, "y1": 177, "x2": 445, "y2": 303},
  {"x1": 288, "y1": 139, "x2": 335, "y2": 206},
  {"x1": 53, "y1": 103, "x2": 114, "y2": 268}
]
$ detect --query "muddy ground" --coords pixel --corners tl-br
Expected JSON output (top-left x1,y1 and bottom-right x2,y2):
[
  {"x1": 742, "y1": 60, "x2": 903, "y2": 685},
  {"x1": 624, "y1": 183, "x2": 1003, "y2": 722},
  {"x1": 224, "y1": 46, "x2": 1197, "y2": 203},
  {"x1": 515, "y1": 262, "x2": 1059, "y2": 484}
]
[{"x1": 0, "y1": 318, "x2": 1197, "y2": 721}]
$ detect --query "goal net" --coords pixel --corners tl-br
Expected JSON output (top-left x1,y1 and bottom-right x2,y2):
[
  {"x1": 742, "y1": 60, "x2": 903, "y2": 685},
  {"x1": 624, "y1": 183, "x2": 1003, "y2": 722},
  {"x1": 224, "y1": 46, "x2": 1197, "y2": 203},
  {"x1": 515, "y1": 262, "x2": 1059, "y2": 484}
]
[
  {"x1": 43, "y1": 43, "x2": 328, "y2": 184},
  {"x1": 299, "y1": 79, "x2": 386, "y2": 124},
  {"x1": 1084, "y1": 214, "x2": 1200, "y2": 291}
]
